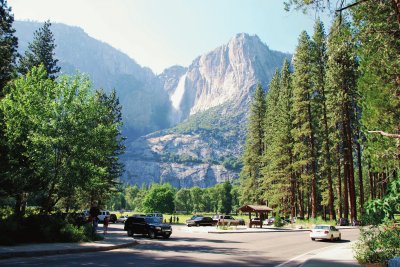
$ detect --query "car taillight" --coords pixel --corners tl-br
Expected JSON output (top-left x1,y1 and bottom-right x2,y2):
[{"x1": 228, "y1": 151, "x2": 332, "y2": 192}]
[{"x1": 324, "y1": 231, "x2": 329, "y2": 234}]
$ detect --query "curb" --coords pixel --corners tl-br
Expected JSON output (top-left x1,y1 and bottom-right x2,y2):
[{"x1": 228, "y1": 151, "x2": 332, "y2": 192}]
[
  {"x1": 0, "y1": 240, "x2": 138, "y2": 260},
  {"x1": 208, "y1": 228, "x2": 311, "y2": 234}
]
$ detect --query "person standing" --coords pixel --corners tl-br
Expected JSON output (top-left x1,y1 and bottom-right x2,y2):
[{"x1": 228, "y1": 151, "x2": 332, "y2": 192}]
[
  {"x1": 89, "y1": 205, "x2": 100, "y2": 236},
  {"x1": 103, "y1": 216, "x2": 109, "y2": 234}
]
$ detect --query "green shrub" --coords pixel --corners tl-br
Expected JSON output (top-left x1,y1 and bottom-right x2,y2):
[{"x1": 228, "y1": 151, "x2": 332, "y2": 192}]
[
  {"x1": 274, "y1": 214, "x2": 284, "y2": 227},
  {"x1": 0, "y1": 214, "x2": 102, "y2": 245},
  {"x1": 353, "y1": 220, "x2": 400, "y2": 265}
]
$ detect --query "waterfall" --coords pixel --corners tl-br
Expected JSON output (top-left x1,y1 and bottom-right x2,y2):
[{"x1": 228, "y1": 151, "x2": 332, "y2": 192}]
[{"x1": 170, "y1": 73, "x2": 187, "y2": 124}]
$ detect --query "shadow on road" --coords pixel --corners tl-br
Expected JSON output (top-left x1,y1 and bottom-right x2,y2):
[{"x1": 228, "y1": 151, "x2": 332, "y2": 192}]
[{"x1": 313, "y1": 239, "x2": 351, "y2": 243}]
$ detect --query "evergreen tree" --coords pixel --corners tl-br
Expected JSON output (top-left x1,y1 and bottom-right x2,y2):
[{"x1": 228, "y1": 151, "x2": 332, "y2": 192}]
[
  {"x1": 291, "y1": 31, "x2": 319, "y2": 218},
  {"x1": 0, "y1": 0, "x2": 18, "y2": 202},
  {"x1": 19, "y1": 20, "x2": 60, "y2": 79},
  {"x1": 325, "y1": 18, "x2": 359, "y2": 222},
  {"x1": 262, "y1": 70, "x2": 287, "y2": 209},
  {"x1": 311, "y1": 19, "x2": 336, "y2": 220},
  {"x1": 0, "y1": 0, "x2": 18, "y2": 92},
  {"x1": 240, "y1": 84, "x2": 266, "y2": 205},
  {"x1": 278, "y1": 59, "x2": 296, "y2": 219}
]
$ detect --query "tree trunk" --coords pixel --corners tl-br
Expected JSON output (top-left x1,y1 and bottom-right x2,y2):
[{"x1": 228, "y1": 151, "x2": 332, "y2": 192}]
[
  {"x1": 291, "y1": 173, "x2": 296, "y2": 222},
  {"x1": 298, "y1": 185, "x2": 304, "y2": 218},
  {"x1": 357, "y1": 142, "x2": 364, "y2": 216},
  {"x1": 307, "y1": 101, "x2": 318, "y2": 219},
  {"x1": 368, "y1": 164, "x2": 374, "y2": 200},
  {"x1": 322, "y1": 95, "x2": 335, "y2": 220},
  {"x1": 337, "y1": 145, "x2": 343, "y2": 219},
  {"x1": 342, "y1": 123, "x2": 349, "y2": 220},
  {"x1": 344, "y1": 111, "x2": 357, "y2": 222},
  {"x1": 14, "y1": 193, "x2": 23, "y2": 218}
]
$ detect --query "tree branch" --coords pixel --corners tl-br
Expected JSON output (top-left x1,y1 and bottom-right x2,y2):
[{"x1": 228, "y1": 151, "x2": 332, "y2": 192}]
[
  {"x1": 368, "y1": 130, "x2": 400, "y2": 139},
  {"x1": 335, "y1": 0, "x2": 368, "y2": 13}
]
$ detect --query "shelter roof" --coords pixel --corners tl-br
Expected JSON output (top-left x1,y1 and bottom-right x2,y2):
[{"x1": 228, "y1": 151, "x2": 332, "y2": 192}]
[{"x1": 238, "y1": 205, "x2": 273, "y2": 213}]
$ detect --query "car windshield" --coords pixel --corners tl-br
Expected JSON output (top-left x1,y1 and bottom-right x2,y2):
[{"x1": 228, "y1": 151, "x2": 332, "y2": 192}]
[
  {"x1": 314, "y1": 225, "x2": 329, "y2": 230},
  {"x1": 145, "y1": 217, "x2": 161, "y2": 224}
]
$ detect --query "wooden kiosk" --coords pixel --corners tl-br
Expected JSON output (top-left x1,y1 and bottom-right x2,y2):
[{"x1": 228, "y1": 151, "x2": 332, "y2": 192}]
[{"x1": 238, "y1": 205, "x2": 273, "y2": 228}]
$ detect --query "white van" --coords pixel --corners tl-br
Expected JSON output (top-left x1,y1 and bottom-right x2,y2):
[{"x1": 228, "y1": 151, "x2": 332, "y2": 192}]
[
  {"x1": 146, "y1": 212, "x2": 163, "y2": 221},
  {"x1": 97, "y1": 210, "x2": 110, "y2": 222}
]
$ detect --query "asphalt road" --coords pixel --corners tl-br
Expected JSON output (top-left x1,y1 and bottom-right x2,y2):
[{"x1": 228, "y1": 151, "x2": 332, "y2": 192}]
[{"x1": 0, "y1": 224, "x2": 360, "y2": 267}]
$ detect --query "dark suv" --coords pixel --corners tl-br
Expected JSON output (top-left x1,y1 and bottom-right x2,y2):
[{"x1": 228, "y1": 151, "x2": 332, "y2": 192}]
[{"x1": 124, "y1": 216, "x2": 172, "y2": 239}]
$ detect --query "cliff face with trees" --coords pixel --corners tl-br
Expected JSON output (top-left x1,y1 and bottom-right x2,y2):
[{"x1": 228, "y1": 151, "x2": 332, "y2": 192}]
[{"x1": 240, "y1": 1, "x2": 400, "y2": 223}]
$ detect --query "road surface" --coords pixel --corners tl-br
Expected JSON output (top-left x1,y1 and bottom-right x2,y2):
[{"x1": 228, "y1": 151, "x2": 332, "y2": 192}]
[{"x1": 0, "y1": 224, "x2": 360, "y2": 266}]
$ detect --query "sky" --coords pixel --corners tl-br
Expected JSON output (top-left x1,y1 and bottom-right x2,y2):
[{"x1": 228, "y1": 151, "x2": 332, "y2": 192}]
[{"x1": 10, "y1": 0, "x2": 331, "y2": 74}]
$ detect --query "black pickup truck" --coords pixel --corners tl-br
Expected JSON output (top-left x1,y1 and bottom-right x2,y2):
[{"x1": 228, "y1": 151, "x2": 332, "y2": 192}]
[{"x1": 124, "y1": 216, "x2": 172, "y2": 239}]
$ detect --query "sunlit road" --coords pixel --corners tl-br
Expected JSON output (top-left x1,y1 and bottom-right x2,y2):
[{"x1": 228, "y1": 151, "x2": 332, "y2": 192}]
[{"x1": 0, "y1": 224, "x2": 359, "y2": 266}]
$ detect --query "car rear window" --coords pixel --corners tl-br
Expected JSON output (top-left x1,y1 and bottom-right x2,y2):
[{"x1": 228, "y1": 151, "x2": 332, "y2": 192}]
[
  {"x1": 314, "y1": 225, "x2": 329, "y2": 230},
  {"x1": 145, "y1": 217, "x2": 161, "y2": 224}
]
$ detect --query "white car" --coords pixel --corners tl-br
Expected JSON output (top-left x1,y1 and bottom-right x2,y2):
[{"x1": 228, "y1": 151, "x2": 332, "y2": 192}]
[
  {"x1": 117, "y1": 215, "x2": 129, "y2": 223},
  {"x1": 310, "y1": 225, "x2": 341, "y2": 241}
]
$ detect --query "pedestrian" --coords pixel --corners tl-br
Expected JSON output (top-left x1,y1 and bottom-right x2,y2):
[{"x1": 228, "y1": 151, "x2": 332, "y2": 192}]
[
  {"x1": 176, "y1": 216, "x2": 179, "y2": 224},
  {"x1": 103, "y1": 216, "x2": 109, "y2": 234},
  {"x1": 173, "y1": 215, "x2": 176, "y2": 223},
  {"x1": 169, "y1": 216, "x2": 173, "y2": 224},
  {"x1": 89, "y1": 204, "x2": 100, "y2": 236}
]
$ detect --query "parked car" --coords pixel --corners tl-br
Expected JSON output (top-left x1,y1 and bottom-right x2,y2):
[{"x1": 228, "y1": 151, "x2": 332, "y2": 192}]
[
  {"x1": 212, "y1": 215, "x2": 243, "y2": 225},
  {"x1": 109, "y1": 214, "x2": 117, "y2": 223},
  {"x1": 124, "y1": 216, "x2": 172, "y2": 239},
  {"x1": 186, "y1": 216, "x2": 215, "y2": 227},
  {"x1": 337, "y1": 218, "x2": 349, "y2": 226},
  {"x1": 188, "y1": 215, "x2": 203, "y2": 220},
  {"x1": 263, "y1": 217, "x2": 275, "y2": 225},
  {"x1": 310, "y1": 225, "x2": 341, "y2": 241},
  {"x1": 97, "y1": 210, "x2": 111, "y2": 222},
  {"x1": 117, "y1": 215, "x2": 129, "y2": 223}
]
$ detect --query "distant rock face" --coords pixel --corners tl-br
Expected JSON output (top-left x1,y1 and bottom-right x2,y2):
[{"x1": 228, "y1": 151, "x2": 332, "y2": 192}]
[
  {"x1": 123, "y1": 132, "x2": 239, "y2": 188},
  {"x1": 164, "y1": 33, "x2": 289, "y2": 123},
  {"x1": 123, "y1": 34, "x2": 291, "y2": 188}
]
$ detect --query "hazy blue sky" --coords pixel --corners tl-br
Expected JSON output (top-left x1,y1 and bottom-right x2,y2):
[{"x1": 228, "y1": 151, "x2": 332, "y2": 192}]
[{"x1": 11, "y1": 0, "x2": 331, "y2": 73}]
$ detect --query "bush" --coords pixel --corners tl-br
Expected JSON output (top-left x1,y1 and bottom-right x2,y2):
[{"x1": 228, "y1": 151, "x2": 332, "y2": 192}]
[
  {"x1": 0, "y1": 214, "x2": 102, "y2": 245},
  {"x1": 353, "y1": 220, "x2": 400, "y2": 265},
  {"x1": 274, "y1": 214, "x2": 284, "y2": 227}
]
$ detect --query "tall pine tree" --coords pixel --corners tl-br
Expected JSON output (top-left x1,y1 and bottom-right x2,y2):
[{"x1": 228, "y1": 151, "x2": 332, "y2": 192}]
[
  {"x1": 0, "y1": 0, "x2": 18, "y2": 200},
  {"x1": 240, "y1": 84, "x2": 266, "y2": 205},
  {"x1": 325, "y1": 18, "x2": 359, "y2": 222},
  {"x1": 291, "y1": 31, "x2": 319, "y2": 219},
  {"x1": 0, "y1": 0, "x2": 18, "y2": 93},
  {"x1": 19, "y1": 20, "x2": 60, "y2": 79},
  {"x1": 311, "y1": 19, "x2": 336, "y2": 220}
]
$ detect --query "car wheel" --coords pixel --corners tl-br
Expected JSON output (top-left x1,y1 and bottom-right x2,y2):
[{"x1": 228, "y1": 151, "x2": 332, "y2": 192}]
[
  {"x1": 127, "y1": 230, "x2": 133, "y2": 237},
  {"x1": 148, "y1": 230, "x2": 156, "y2": 239},
  {"x1": 196, "y1": 223, "x2": 200, "y2": 227},
  {"x1": 330, "y1": 235, "x2": 334, "y2": 241},
  {"x1": 338, "y1": 234, "x2": 341, "y2": 241},
  {"x1": 311, "y1": 238, "x2": 315, "y2": 241},
  {"x1": 164, "y1": 233, "x2": 171, "y2": 239}
]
